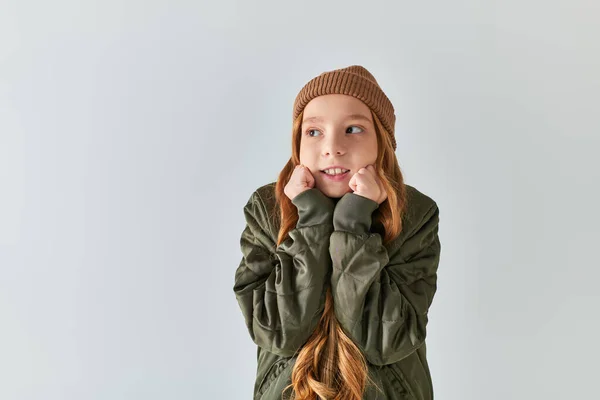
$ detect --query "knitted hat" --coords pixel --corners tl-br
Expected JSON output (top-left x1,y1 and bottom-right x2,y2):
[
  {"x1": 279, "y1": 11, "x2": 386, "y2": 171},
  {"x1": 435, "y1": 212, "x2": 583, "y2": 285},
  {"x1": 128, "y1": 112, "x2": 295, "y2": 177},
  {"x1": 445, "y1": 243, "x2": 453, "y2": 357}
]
[{"x1": 292, "y1": 65, "x2": 397, "y2": 150}]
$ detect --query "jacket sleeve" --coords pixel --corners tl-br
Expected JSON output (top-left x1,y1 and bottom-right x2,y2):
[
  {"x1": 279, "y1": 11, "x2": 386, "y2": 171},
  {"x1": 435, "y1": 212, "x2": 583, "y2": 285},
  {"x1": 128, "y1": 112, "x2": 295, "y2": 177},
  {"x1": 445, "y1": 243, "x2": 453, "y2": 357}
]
[
  {"x1": 233, "y1": 188, "x2": 335, "y2": 357},
  {"x1": 329, "y1": 192, "x2": 441, "y2": 366}
]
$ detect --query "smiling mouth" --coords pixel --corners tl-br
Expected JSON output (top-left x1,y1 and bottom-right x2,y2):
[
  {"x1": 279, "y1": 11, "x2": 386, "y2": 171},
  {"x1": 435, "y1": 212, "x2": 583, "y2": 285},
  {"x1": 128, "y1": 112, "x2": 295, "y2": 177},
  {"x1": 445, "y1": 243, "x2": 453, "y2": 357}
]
[{"x1": 320, "y1": 170, "x2": 350, "y2": 180}]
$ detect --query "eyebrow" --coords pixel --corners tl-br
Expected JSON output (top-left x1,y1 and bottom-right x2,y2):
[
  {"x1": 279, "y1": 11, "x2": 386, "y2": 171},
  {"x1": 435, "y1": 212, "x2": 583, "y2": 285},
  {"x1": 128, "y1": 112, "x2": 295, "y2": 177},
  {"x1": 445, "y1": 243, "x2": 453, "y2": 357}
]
[{"x1": 302, "y1": 114, "x2": 372, "y2": 124}]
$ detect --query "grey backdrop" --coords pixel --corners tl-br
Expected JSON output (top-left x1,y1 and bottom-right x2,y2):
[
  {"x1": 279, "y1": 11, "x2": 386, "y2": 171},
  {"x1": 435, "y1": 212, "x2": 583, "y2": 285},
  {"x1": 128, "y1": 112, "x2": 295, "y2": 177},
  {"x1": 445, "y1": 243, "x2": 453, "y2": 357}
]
[{"x1": 1, "y1": 1, "x2": 599, "y2": 399}]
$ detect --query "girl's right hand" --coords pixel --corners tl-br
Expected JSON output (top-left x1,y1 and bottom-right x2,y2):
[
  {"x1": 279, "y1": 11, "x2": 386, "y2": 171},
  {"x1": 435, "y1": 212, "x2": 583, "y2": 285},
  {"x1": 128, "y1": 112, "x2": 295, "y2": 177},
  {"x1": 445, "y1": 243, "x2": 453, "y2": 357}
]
[{"x1": 284, "y1": 164, "x2": 315, "y2": 201}]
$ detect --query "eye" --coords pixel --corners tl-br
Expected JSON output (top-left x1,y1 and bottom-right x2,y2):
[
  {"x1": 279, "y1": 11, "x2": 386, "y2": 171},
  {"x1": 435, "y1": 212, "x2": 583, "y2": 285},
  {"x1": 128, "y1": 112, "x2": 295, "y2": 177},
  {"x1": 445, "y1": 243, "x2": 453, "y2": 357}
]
[
  {"x1": 305, "y1": 126, "x2": 363, "y2": 137},
  {"x1": 347, "y1": 126, "x2": 364, "y2": 134}
]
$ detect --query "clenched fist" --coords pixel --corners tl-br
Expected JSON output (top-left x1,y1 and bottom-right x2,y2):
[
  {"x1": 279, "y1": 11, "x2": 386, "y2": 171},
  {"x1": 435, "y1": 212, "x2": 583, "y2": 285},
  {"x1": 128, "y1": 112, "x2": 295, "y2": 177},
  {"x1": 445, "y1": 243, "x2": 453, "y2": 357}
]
[
  {"x1": 349, "y1": 164, "x2": 387, "y2": 205},
  {"x1": 284, "y1": 164, "x2": 316, "y2": 201}
]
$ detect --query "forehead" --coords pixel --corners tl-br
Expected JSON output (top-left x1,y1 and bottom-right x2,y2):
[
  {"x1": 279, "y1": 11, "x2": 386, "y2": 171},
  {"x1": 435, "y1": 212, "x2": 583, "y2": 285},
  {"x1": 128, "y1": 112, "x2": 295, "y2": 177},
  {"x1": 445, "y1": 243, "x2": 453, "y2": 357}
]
[{"x1": 302, "y1": 94, "x2": 371, "y2": 122}]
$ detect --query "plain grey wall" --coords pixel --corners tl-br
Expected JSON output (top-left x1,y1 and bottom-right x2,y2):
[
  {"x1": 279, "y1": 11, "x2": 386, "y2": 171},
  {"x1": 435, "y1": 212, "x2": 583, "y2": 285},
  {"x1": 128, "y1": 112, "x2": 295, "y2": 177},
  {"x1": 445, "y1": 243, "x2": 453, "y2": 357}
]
[{"x1": 1, "y1": 1, "x2": 599, "y2": 399}]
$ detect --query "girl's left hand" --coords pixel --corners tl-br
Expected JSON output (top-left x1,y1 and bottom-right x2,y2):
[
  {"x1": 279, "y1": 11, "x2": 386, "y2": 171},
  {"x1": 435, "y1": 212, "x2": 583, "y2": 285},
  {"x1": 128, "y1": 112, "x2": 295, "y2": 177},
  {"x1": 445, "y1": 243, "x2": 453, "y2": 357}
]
[{"x1": 348, "y1": 164, "x2": 388, "y2": 205}]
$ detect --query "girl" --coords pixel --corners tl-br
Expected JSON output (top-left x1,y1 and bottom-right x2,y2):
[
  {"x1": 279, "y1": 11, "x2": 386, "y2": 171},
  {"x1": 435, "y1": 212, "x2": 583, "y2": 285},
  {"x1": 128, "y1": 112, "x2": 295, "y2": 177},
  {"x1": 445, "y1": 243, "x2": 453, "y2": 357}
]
[{"x1": 233, "y1": 65, "x2": 442, "y2": 400}]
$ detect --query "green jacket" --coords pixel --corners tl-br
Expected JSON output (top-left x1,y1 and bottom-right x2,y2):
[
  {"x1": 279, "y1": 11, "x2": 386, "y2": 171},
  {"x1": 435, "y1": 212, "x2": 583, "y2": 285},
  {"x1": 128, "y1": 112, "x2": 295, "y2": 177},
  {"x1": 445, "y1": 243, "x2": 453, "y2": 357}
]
[{"x1": 233, "y1": 181, "x2": 441, "y2": 399}]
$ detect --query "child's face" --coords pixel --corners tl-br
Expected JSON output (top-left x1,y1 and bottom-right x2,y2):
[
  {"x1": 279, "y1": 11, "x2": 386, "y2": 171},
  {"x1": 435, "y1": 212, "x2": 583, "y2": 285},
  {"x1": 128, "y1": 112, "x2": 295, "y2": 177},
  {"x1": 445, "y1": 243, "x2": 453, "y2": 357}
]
[{"x1": 299, "y1": 94, "x2": 378, "y2": 199}]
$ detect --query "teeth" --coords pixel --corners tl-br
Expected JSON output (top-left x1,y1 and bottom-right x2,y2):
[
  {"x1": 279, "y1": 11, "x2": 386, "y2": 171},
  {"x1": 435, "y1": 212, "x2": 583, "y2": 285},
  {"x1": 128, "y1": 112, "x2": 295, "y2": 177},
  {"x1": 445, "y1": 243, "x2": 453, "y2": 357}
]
[{"x1": 324, "y1": 168, "x2": 349, "y2": 175}]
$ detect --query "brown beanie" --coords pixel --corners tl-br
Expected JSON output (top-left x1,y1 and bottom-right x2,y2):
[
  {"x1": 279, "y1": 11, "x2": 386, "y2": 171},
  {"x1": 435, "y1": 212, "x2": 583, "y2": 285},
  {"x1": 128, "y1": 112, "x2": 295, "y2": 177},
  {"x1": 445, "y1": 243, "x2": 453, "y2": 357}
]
[{"x1": 292, "y1": 65, "x2": 397, "y2": 150}]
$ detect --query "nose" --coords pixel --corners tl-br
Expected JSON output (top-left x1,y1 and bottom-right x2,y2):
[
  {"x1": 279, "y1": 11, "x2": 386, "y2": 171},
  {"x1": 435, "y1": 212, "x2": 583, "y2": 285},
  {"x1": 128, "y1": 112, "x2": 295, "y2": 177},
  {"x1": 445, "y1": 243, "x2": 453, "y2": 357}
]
[{"x1": 322, "y1": 135, "x2": 346, "y2": 156}]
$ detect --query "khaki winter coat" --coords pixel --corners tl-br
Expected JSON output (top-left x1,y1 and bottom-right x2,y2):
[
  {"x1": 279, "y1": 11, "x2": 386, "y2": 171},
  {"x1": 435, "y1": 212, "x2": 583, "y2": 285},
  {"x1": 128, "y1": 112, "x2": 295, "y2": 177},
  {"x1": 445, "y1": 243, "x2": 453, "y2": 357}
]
[{"x1": 233, "y1": 181, "x2": 441, "y2": 399}]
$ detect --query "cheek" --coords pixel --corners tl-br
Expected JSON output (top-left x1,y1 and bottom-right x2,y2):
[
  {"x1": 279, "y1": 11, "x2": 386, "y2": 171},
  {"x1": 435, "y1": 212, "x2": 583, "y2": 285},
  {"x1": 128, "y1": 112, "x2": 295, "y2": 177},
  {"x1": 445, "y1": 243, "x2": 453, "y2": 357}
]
[
  {"x1": 298, "y1": 145, "x2": 307, "y2": 164},
  {"x1": 362, "y1": 137, "x2": 378, "y2": 161},
  {"x1": 349, "y1": 141, "x2": 377, "y2": 165},
  {"x1": 299, "y1": 144, "x2": 317, "y2": 163}
]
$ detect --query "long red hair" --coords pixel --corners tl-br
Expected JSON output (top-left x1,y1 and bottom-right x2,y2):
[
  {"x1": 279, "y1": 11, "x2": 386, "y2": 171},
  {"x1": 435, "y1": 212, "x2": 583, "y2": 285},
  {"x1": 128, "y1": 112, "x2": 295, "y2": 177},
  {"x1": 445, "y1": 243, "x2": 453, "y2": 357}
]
[{"x1": 269, "y1": 109, "x2": 409, "y2": 399}]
